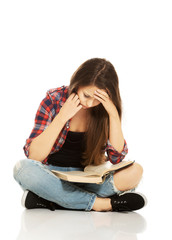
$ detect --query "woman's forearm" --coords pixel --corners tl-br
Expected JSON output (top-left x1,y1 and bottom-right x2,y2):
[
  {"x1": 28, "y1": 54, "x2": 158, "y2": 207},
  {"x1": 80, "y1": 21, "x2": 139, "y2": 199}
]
[
  {"x1": 109, "y1": 115, "x2": 125, "y2": 153},
  {"x1": 28, "y1": 113, "x2": 66, "y2": 162}
]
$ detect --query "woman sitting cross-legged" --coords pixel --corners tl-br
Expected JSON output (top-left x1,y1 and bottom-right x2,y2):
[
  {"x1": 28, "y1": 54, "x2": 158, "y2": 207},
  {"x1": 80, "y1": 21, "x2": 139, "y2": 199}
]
[{"x1": 13, "y1": 58, "x2": 147, "y2": 212}]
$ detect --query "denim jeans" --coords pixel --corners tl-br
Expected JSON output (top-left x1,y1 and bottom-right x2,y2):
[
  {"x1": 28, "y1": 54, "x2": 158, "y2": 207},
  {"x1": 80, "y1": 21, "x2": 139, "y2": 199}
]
[{"x1": 13, "y1": 158, "x2": 122, "y2": 211}]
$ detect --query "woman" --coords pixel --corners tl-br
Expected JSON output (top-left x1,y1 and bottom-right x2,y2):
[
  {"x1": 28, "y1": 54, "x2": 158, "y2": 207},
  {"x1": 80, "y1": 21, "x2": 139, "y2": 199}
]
[{"x1": 13, "y1": 58, "x2": 147, "y2": 212}]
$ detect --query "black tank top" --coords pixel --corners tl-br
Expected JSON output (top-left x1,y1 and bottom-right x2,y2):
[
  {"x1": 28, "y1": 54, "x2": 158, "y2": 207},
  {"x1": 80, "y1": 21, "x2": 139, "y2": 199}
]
[{"x1": 47, "y1": 131, "x2": 86, "y2": 168}]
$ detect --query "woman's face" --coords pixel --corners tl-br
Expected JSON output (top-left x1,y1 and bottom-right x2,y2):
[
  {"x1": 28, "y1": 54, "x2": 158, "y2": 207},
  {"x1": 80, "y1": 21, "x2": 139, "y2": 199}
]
[{"x1": 77, "y1": 85, "x2": 102, "y2": 109}]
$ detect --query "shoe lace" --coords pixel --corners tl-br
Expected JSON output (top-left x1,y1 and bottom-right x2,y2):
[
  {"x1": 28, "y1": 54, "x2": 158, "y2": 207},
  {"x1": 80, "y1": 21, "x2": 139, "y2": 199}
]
[{"x1": 111, "y1": 195, "x2": 132, "y2": 212}]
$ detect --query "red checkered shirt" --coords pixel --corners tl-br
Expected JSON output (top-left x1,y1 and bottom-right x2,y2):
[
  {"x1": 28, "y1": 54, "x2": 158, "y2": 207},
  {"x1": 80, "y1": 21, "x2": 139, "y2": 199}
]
[{"x1": 23, "y1": 85, "x2": 128, "y2": 165}]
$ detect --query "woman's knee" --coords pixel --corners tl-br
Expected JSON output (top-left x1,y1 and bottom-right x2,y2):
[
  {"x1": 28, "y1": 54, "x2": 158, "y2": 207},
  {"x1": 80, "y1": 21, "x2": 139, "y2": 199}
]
[
  {"x1": 113, "y1": 162, "x2": 143, "y2": 191},
  {"x1": 13, "y1": 158, "x2": 37, "y2": 180},
  {"x1": 13, "y1": 159, "x2": 25, "y2": 178},
  {"x1": 13, "y1": 158, "x2": 45, "y2": 191}
]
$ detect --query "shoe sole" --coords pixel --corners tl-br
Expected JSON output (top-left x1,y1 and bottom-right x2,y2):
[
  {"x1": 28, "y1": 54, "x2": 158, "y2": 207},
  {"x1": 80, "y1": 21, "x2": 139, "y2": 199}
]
[
  {"x1": 21, "y1": 190, "x2": 29, "y2": 208},
  {"x1": 136, "y1": 192, "x2": 148, "y2": 207}
]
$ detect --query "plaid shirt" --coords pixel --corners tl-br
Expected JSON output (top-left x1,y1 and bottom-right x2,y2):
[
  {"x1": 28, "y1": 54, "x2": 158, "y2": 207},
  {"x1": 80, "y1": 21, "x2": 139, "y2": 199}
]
[{"x1": 23, "y1": 85, "x2": 128, "y2": 165}]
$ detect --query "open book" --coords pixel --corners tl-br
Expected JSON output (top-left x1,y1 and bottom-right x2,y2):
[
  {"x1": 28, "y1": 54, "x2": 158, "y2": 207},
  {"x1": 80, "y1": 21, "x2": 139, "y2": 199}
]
[{"x1": 51, "y1": 160, "x2": 135, "y2": 184}]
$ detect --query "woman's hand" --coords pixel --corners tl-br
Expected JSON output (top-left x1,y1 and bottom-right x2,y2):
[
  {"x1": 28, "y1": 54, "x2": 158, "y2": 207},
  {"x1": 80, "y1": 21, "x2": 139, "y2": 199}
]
[
  {"x1": 58, "y1": 93, "x2": 82, "y2": 122},
  {"x1": 94, "y1": 89, "x2": 119, "y2": 119}
]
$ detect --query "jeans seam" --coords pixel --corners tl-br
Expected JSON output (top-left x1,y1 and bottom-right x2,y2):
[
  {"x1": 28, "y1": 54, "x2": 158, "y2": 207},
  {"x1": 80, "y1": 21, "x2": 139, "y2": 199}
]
[{"x1": 85, "y1": 194, "x2": 97, "y2": 211}]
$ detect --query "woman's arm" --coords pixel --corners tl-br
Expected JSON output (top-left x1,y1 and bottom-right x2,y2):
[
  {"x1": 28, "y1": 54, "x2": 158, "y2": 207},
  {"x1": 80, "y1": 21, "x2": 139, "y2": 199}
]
[
  {"x1": 25, "y1": 90, "x2": 82, "y2": 162},
  {"x1": 105, "y1": 113, "x2": 128, "y2": 164},
  {"x1": 109, "y1": 113, "x2": 125, "y2": 153},
  {"x1": 94, "y1": 89, "x2": 128, "y2": 164},
  {"x1": 24, "y1": 91, "x2": 67, "y2": 162},
  {"x1": 94, "y1": 88, "x2": 125, "y2": 152},
  {"x1": 28, "y1": 113, "x2": 66, "y2": 161}
]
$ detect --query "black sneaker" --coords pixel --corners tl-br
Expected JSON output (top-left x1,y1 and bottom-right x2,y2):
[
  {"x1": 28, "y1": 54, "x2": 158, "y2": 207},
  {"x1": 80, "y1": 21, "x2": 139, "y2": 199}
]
[
  {"x1": 110, "y1": 192, "x2": 147, "y2": 212},
  {"x1": 21, "y1": 190, "x2": 65, "y2": 211}
]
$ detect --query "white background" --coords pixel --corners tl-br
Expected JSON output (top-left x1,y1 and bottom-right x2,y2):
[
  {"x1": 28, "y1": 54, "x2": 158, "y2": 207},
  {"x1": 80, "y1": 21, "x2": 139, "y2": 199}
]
[{"x1": 1, "y1": 0, "x2": 172, "y2": 239}]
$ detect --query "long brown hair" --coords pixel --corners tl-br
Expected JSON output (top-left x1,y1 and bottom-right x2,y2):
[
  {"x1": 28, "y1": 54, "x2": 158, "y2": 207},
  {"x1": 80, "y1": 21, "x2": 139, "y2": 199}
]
[{"x1": 68, "y1": 58, "x2": 122, "y2": 166}]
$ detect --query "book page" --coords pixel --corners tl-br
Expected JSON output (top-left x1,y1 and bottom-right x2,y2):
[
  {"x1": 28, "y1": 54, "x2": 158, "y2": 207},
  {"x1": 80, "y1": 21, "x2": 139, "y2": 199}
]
[
  {"x1": 84, "y1": 160, "x2": 135, "y2": 176},
  {"x1": 51, "y1": 170, "x2": 102, "y2": 183},
  {"x1": 51, "y1": 170, "x2": 100, "y2": 177}
]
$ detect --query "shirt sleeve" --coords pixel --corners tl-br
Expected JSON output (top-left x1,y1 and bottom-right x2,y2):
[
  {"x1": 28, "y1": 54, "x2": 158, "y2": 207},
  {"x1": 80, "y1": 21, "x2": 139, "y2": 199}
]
[
  {"x1": 23, "y1": 93, "x2": 55, "y2": 158},
  {"x1": 105, "y1": 139, "x2": 128, "y2": 164}
]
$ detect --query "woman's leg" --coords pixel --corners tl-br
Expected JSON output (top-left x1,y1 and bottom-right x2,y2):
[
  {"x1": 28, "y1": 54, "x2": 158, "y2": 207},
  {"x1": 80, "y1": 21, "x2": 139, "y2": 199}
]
[
  {"x1": 113, "y1": 162, "x2": 143, "y2": 191},
  {"x1": 76, "y1": 162, "x2": 143, "y2": 211},
  {"x1": 13, "y1": 159, "x2": 97, "y2": 211},
  {"x1": 73, "y1": 170, "x2": 122, "y2": 212}
]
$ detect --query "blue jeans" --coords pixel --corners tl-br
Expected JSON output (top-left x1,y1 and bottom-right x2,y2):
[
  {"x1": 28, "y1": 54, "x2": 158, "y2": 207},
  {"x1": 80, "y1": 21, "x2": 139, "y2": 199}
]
[{"x1": 13, "y1": 158, "x2": 122, "y2": 211}]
